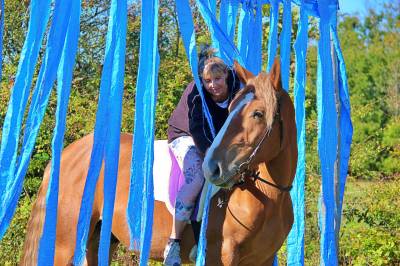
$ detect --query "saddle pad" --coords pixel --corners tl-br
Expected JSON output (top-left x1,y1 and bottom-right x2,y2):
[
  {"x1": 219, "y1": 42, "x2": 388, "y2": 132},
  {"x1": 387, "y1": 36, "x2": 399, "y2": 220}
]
[
  {"x1": 153, "y1": 140, "x2": 176, "y2": 214},
  {"x1": 153, "y1": 140, "x2": 220, "y2": 220}
]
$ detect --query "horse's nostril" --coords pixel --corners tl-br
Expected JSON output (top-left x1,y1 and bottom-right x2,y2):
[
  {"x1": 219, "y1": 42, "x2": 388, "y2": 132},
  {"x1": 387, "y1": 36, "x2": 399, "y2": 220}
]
[
  {"x1": 212, "y1": 164, "x2": 221, "y2": 178},
  {"x1": 203, "y1": 159, "x2": 221, "y2": 182}
]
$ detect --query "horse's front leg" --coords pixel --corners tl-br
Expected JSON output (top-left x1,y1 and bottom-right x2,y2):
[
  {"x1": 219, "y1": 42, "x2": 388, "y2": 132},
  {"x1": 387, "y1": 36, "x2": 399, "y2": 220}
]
[
  {"x1": 221, "y1": 240, "x2": 240, "y2": 266},
  {"x1": 206, "y1": 239, "x2": 239, "y2": 266}
]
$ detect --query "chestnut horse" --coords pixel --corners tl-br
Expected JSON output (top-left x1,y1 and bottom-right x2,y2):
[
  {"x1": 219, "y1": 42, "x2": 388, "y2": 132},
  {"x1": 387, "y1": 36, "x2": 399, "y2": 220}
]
[{"x1": 21, "y1": 59, "x2": 297, "y2": 265}]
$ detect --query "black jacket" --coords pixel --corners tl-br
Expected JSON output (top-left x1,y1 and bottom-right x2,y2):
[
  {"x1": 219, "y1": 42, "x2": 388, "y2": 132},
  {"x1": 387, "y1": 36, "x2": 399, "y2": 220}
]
[{"x1": 167, "y1": 69, "x2": 241, "y2": 154}]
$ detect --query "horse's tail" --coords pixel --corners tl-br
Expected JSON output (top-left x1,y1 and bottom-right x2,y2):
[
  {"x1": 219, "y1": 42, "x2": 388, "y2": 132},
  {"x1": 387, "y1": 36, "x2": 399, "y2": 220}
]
[{"x1": 20, "y1": 164, "x2": 50, "y2": 266}]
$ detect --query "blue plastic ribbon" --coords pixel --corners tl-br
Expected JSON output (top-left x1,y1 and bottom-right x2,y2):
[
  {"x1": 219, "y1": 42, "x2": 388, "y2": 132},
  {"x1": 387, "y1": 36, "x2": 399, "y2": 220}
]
[
  {"x1": 316, "y1": 1, "x2": 338, "y2": 264},
  {"x1": 196, "y1": 0, "x2": 245, "y2": 66},
  {"x1": 174, "y1": 3, "x2": 215, "y2": 264},
  {"x1": 37, "y1": 0, "x2": 81, "y2": 264},
  {"x1": 280, "y1": 0, "x2": 292, "y2": 91},
  {"x1": 331, "y1": 22, "x2": 353, "y2": 244},
  {"x1": 207, "y1": 0, "x2": 220, "y2": 57},
  {"x1": 287, "y1": 6, "x2": 308, "y2": 266},
  {"x1": 0, "y1": 0, "x2": 63, "y2": 240},
  {"x1": 246, "y1": 0, "x2": 262, "y2": 74},
  {"x1": 176, "y1": 0, "x2": 216, "y2": 138},
  {"x1": 126, "y1": 1, "x2": 158, "y2": 265},
  {"x1": 98, "y1": 0, "x2": 127, "y2": 264},
  {"x1": 237, "y1": 2, "x2": 250, "y2": 65},
  {"x1": 266, "y1": 0, "x2": 279, "y2": 71},
  {"x1": 73, "y1": 0, "x2": 127, "y2": 264},
  {"x1": 219, "y1": 0, "x2": 239, "y2": 44}
]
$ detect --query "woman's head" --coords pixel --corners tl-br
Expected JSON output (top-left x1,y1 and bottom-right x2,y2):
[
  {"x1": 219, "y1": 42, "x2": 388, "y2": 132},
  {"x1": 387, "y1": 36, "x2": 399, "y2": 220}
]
[{"x1": 201, "y1": 57, "x2": 229, "y2": 103}]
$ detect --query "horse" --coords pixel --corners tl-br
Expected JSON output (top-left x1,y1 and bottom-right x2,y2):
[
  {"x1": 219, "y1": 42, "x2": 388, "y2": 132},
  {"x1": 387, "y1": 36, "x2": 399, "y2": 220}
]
[{"x1": 21, "y1": 59, "x2": 297, "y2": 265}]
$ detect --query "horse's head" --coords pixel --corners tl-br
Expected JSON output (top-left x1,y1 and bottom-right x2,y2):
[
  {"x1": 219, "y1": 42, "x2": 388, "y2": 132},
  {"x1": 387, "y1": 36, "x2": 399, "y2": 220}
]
[{"x1": 203, "y1": 58, "x2": 297, "y2": 188}]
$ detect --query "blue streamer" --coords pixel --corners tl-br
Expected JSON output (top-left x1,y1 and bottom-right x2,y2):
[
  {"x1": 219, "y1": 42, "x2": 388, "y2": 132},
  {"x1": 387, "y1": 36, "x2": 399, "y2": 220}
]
[
  {"x1": 316, "y1": 1, "x2": 338, "y2": 264},
  {"x1": 0, "y1": 0, "x2": 51, "y2": 235},
  {"x1": 0, "y1": 0, "x2": 4, "y2": 82},
  {"x1": 126, "y1": 1, "x2": 158, "y2": 265},
  {"x1": 175, "y1": 2, "x2": 219, "y2": 265},
  {"x1": 280, "y1": 0, "x2": 292, "y2": 91},
  {"x1": 246, "y1": 0, "x2": 262, "y2": 74},
  {"x1": 207, "y1": 0, "x2": 220, "y2": 57},
  {"x1": 37, "y1": 0, "x2": 81, "y2": 264},
  {"x1": 266, "y1": 0, "x2": 279, "y2": 71},
  {"x1": 98, "y1": 0, "x2": 127, "y2": 264},
  {"x1": 331, "y1": 24, "x2": 353, "y2": 240},
  {"x1": 73, "y1": 0, "x2": 127, "y2": 264},
  {"x1": 224, "y1": 0, "x2": 239, "y2": 42},
  {"x1": 195, "y1": 183, "x2": 213, "y2": 266},
  {"x1": 287, "y1": 6, "x2": 308, "y2": 266},
  {"x1": 176, "y1": 0, "x2": 216, "y2": 138},
  {"x1": 237, "y1": 3, "x2": 250, "y2": 64},
  {"x1": 0, "y1": 0, "x2": 69, "y2": 240},
  {"x1": 196, "y1": 0, "x2": 245, "y2": 66}
]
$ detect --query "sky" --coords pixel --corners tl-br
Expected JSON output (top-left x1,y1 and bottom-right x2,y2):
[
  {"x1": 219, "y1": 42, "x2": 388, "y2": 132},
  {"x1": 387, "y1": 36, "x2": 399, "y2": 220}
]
[{"x1": 338, "y1": 0, "x2": 390, "y2": 16}]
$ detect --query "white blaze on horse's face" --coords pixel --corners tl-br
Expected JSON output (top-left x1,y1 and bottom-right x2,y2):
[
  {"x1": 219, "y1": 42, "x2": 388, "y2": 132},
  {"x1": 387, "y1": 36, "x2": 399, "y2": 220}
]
[{"x1": 203, "y1": 92, "x2": 255, "y2": 187}]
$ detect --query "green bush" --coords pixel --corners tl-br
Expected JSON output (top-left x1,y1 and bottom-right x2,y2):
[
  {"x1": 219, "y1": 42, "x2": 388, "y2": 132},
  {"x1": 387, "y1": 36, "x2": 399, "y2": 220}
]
[{"x1": 0, "y1": 196, "x2": 33, "y2": 265}]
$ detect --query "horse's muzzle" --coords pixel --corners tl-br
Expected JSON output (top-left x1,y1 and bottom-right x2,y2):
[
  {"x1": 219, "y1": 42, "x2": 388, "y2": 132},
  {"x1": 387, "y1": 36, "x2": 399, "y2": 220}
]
[{"x1": 202, "y1": 158, "x2": 222, "y2": 184}]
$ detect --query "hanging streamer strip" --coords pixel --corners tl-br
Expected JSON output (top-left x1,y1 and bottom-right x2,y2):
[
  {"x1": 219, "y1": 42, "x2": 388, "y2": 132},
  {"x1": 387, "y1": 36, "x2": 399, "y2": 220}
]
[
  {"x1": 126, "y1": 1, "x2": 159, "y2": 265},
  {"x1": 280, "y1": 0, "x2": 292, "y2": 91},
  {"x1": 73, "y1": 0, "x2": 127, "y2": 264},
  {"x1": 266, "y1": 0, "x2": 279, "y2": 72},
  {"x1": 218, "y1": 0, "x2": 230, "y2": 63},
  {"x1": 0, "y1": 0, "x2": 66, "y2": 240},
  {"x1": 222, "y1": 0, "x2": 239, "y2": 43},
  {"x1": 174, "y1": 2, "x2": 217, "y2": 263},
  {"x1": 237, "y1": 2, "x2": 250, "y2": 65},
  {"x1": 196, "y1": 0, "x2": 244, "y2": 66},
  {"x1": 192, "y1": 1, "x2": 246, "y2": 264},
  {"x1": 37, "y1": 0, "x2": 81, "y2": 264},
  {"x1": 0, "y1": 0, "x2": 4, "y2": 82},
  {"x1": 98, "y1": 0, "x2": 127, "y2": 265},
  {"x1": 176, "y1": 0, "x2": 216, "y2": 138},
  {"x1": 331, "y1": 23, "x2": 353, "y2": 240},
  {"x1": 246, "y1": 0, "x2": 263, "y2": 74},
  {"x1": 207, "y1": 0, "x2": 220, "y2": 57},
  {"x1": 317, "y1": 1, "x2": 338, "y2": 264},
  {"x1": 287, "y1": 6, "x2": 308, "y2": 266},
  {"x1": 0, "y1": 0, "x2": 51, "y2": 238}
]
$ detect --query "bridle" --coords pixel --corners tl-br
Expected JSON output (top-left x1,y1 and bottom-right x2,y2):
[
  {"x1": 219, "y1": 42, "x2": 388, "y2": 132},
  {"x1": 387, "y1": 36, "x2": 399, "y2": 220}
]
[{"x1": 233, "y1": 98, "x2": 292, "y2": 192}]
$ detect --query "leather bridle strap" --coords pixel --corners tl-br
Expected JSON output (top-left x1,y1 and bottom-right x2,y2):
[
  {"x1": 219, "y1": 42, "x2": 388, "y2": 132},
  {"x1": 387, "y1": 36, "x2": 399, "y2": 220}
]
[{"x1": 250, "y1": 171, "x2": 292, "y2": 192}]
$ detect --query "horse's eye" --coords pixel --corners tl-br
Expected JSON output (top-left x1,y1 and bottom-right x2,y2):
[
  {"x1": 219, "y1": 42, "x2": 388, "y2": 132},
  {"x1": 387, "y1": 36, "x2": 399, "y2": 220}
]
[{"x1": 252, "y1": 110, "x2": 264, "y2": 119}]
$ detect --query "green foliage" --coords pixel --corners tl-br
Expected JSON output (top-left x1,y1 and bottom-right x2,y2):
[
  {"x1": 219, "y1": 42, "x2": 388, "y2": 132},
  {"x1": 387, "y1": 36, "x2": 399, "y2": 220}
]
[
  {"x1": 340, "y1": 180, "x2": 400, "y2": 265},
  {"x1": 0, "y1": 196, "x2": 32, "y2": 265}
]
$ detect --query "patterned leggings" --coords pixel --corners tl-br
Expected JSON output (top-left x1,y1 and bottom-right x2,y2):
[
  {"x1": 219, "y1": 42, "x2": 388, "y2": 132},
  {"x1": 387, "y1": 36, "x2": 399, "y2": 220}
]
[{"x1": 169, "y1": 136, "x2": 205, "y2": 222}]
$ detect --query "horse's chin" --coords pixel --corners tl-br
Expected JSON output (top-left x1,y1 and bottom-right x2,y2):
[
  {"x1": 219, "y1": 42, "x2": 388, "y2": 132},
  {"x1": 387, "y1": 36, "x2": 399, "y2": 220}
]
[{"x1": 209, "y1": 172, "x2": 239, "y2": 189}]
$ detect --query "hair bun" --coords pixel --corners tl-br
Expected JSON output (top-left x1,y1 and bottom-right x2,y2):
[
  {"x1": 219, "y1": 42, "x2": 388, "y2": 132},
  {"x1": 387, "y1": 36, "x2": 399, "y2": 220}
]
[{"x1": 198, "y1": 44, "x2": 217, "y2": 76}]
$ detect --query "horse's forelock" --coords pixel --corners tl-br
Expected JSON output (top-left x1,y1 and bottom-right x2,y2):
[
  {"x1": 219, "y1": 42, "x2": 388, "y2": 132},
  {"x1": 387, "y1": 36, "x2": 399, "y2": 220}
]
[{"x1": 248, "y1": 74, "x2": 278, "y2": 131}]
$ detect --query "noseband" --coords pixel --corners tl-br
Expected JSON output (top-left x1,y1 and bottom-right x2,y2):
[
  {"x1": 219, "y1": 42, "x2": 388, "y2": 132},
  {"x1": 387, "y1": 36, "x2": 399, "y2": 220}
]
[{"x1": 234, "y1": 99, "x2": 292, "y2": 192}]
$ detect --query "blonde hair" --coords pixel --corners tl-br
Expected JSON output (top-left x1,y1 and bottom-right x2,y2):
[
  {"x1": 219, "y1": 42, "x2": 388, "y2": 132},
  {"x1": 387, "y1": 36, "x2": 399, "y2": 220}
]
[{"x1": 202, "y1": 57, "x2": 228, "y2": 78}]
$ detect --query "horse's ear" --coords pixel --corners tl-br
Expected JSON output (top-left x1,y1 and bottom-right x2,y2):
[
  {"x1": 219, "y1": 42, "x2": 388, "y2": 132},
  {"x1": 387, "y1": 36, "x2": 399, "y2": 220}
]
[
  {"x1": 233, "y1": 60, "x2": 254, "y2": 85},
  {"x1": 269, "y1": 57, "x2": 282, "y2": 91}
]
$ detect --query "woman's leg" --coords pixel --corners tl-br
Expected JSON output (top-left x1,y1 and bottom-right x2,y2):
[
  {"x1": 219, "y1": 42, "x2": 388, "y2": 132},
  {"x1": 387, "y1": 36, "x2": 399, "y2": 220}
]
[{"x1": 164, "y1": 137, "x2": 204, "y2": 265}]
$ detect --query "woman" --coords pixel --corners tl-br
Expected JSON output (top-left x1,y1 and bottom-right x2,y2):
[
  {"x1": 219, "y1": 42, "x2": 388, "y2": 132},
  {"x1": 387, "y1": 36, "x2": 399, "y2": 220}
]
[{"x1": 164, "y1": 48, "x2": 241, "y2": 266}]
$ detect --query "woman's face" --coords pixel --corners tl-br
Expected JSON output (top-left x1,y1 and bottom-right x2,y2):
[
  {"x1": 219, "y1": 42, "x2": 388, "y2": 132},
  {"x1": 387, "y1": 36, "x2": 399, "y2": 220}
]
[{"x1": 202, "y1": 71, "x2": 229, "y2": 103}]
